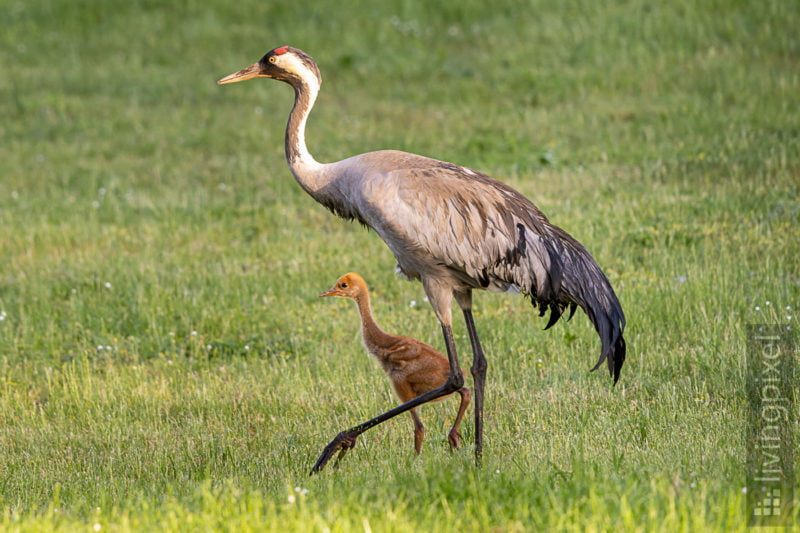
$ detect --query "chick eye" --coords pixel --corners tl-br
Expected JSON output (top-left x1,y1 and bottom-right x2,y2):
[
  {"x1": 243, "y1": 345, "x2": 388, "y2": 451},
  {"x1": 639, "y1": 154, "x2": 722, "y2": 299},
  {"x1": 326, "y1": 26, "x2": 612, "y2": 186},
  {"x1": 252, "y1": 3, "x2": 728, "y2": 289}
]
[
  {"x1": 340, "y1": 282, "x2": 348, "y2": 288},
  {"x1": 268, "y1": 56, "x2": 276, "y2": 63}
]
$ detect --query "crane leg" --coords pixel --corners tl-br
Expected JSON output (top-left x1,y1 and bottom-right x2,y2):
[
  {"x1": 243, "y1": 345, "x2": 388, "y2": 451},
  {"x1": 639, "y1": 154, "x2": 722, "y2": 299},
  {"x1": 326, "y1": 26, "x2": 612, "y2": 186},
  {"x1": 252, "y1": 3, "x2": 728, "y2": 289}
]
[
  {"x1": 462, "y1": 308, "x2": 487, "y2": 465},
  {"x1": 310, "y1": 324, "x2": 464, "y2": 474}
]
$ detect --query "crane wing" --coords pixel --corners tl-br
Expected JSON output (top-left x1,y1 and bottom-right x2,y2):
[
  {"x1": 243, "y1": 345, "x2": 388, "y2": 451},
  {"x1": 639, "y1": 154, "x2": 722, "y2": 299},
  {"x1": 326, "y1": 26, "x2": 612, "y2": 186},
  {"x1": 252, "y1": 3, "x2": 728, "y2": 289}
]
[
  {"x1": 369, "y1": 159, "x2": 564, "y2": 306},
  {"x1": 350, "y1": 154, "x2": 625, "y2": 381}
]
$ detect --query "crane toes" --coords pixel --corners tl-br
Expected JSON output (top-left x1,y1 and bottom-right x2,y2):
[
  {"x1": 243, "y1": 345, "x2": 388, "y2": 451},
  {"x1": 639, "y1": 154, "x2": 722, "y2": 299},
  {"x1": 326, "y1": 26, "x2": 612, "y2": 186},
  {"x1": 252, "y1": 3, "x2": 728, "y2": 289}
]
[{"x1": 309, "y1": 429, "x2": 360, "y2": 475}]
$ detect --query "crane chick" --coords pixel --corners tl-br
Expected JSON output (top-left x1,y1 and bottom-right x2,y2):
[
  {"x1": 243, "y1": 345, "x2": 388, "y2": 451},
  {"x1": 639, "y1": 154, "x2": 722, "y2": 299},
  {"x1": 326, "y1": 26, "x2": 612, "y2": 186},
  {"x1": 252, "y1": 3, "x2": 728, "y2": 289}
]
[{"x1": 321, "y1": 273, "x2": 471, "y2": 456}]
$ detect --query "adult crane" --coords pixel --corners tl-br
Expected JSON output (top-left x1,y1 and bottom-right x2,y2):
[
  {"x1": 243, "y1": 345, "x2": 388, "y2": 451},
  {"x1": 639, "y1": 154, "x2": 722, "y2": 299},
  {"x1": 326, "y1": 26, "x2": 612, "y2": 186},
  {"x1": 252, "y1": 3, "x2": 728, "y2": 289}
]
[{"x1": 218, "y1": 46, "x2": 626, "y2": 472}]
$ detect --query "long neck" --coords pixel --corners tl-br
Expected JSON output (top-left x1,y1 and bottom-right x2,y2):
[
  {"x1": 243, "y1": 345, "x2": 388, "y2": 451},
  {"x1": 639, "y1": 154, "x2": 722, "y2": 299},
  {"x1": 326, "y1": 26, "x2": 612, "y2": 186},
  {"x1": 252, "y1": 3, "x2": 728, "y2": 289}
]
[
  {"x1": 285, "y1": 80, "x2": 326, "y2": 193},
  {"x1": 353, "y1": 292, "x2": 394, "y2": 349},
  {"x1": 282, "y1": 75, "x2": 361, "y2": 223}
]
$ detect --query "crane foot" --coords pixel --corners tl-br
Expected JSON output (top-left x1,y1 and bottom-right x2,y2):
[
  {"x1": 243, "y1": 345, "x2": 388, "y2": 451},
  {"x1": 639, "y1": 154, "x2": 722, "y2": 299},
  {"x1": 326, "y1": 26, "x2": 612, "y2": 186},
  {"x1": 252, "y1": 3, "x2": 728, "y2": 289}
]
[{"x1": 309, "y1": 429, "x2": 359, "y2": 474}]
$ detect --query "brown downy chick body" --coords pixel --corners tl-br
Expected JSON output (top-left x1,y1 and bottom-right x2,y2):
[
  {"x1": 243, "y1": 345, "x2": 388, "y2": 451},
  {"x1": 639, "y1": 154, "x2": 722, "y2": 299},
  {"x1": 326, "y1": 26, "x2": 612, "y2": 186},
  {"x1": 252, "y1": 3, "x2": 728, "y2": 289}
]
[{"x1": 321, "y1": 273, "x2": 470, "y2": 453}]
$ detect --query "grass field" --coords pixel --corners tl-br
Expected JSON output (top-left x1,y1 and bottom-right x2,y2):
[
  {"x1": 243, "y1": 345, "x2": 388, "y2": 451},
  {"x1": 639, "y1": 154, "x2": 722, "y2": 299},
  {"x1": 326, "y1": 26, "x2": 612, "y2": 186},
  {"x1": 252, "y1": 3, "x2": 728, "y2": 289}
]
[{"x1": 1, "y1": 0, "x2": 798, "y2": 530}]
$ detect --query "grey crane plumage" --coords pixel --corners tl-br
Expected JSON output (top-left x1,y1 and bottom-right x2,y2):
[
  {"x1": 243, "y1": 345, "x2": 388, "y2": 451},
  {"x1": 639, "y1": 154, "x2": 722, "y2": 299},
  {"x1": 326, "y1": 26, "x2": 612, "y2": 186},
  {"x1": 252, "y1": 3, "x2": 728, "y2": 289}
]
[{"x1": 218, "y1": 46, "x2": 626, "y2": 473}]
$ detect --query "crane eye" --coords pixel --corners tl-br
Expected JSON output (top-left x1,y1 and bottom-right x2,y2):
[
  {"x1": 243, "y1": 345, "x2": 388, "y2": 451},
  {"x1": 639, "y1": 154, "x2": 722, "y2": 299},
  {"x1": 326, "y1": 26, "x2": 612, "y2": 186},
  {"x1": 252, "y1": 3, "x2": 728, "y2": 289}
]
[
  {"x1": 268, "y1": 56, "x2": 276, "y2": 64},
  {"x1": 340, "y1": 282, "x2": 348, "y2": 288}
]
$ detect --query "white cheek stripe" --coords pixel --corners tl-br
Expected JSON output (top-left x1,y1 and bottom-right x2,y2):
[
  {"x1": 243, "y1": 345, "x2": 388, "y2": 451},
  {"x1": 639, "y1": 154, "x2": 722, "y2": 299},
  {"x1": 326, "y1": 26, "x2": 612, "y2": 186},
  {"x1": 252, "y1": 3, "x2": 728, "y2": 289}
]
[{"x1": 277, "y1": 54, "x2": 310, "y2": 79}]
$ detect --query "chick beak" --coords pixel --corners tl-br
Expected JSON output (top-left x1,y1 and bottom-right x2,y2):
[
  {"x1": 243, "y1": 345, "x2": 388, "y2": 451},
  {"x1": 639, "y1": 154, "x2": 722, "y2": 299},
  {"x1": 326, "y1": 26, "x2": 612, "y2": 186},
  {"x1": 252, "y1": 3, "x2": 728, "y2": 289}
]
[
  {"x1": 217, "y1": 62, "x2": 264, "y2": 85},
  {"x1": 319, "y1": 286, "x2": 340, "y2": 298}
]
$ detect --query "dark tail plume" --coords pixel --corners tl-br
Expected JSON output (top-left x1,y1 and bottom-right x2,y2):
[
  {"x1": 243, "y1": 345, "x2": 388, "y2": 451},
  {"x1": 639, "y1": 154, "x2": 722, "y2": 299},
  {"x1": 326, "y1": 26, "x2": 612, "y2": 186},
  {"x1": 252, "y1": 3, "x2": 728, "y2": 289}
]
[{"x1": 538, "y1": 228, "x2": 626, "y2": 383}]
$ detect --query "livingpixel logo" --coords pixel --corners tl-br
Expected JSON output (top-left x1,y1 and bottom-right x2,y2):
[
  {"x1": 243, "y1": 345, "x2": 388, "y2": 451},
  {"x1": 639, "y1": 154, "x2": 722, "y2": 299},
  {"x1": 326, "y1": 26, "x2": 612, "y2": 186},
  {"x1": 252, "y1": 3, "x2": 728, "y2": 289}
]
[{"x1": 746, "y1": 324, "x2": 795, "y2": 528}]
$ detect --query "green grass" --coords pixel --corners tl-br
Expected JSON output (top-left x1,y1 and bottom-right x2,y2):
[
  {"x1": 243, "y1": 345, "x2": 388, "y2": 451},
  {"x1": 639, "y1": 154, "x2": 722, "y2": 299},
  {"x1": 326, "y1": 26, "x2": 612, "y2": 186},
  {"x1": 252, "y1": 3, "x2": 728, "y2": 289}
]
[{"x1": 1, "y1": 0, "x2": 798, "y2": 530}]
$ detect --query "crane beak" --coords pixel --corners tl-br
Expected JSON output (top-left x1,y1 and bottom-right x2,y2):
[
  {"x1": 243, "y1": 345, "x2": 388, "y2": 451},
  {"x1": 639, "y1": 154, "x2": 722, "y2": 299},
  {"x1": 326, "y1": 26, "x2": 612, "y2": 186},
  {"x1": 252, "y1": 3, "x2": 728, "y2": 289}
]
[{"x1": 217, "y1": 62, "x2": 265, "y2": 85}]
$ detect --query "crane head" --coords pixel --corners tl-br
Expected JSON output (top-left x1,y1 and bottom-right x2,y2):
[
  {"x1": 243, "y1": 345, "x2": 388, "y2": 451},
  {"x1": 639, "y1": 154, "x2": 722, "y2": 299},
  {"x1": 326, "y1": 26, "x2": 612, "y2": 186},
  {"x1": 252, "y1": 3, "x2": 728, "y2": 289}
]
[
  {"x1": 319, "y1": 273, "x2": 367, "y2": 300},
  {"x1": 217, "y1": 45, "x2": 321, "y2": 88}
]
